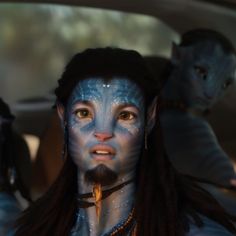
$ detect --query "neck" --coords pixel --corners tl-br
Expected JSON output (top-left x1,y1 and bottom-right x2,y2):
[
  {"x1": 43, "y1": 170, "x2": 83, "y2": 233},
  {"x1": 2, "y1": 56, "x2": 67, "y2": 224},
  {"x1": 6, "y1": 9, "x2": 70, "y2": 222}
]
[{"x1": 73, "y1": 171, "x2": 136, "y2": 236}]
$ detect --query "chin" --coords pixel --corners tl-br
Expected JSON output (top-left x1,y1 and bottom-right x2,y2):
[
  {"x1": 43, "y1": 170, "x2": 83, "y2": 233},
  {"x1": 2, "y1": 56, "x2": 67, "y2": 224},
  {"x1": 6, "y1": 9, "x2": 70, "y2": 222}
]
[
  {"x1": 191, "y1": 103, "x2": 205, "y2": 109},
  {"x1": 188, "y1": 98, "x2": 208, "y2": 110},
  {"x1": 85, "y1": 163, "x2": 118, "y2": 186}
]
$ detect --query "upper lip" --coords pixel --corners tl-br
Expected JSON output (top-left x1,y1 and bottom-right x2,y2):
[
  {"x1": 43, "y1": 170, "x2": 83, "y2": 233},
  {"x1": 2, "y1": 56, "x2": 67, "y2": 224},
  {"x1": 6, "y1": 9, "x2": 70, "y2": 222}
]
[
  {"x1": 195, "y1": 96, "x2": 208, "y2": 104},
  {"x1": 90, "y1": 145, "x2": 116, "y2": 155}
]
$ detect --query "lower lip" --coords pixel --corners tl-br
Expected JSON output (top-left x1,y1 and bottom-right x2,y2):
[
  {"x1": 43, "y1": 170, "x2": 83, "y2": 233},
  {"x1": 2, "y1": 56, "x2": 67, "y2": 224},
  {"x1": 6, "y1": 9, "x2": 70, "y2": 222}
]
[
  {"x1": 92, "y1": 154, "x2": 114, "y2": 161},
  {"x1": 196, "y1": 96, "x2": 207, "y2": 101},
  {"x1": 195, "y1": 97, "x2": 207, "y2": 104}
]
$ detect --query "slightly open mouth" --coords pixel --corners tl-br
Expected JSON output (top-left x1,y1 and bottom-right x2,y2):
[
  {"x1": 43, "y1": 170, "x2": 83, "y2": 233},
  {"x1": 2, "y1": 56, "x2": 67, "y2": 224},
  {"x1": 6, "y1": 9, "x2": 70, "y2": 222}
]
[
  {"x1": 93, "y1": 150, "x2": 111, "y2": 155},
  {"x1": 92, "y1": 153, "x2": 114, "y2": 161},
  {"x1": 90, "y1": 145, "x2": 116, "y2": 160}
]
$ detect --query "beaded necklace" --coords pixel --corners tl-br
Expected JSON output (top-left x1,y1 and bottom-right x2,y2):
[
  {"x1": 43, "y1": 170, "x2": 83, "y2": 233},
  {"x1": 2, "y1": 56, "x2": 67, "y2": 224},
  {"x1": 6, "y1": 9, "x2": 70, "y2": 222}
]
[
  {"x1": 73, "y1": 206, "x2": 136, "y2": 236},
  {"x1": 103, "y1": 207, "x2": 136, "y2": 236}
]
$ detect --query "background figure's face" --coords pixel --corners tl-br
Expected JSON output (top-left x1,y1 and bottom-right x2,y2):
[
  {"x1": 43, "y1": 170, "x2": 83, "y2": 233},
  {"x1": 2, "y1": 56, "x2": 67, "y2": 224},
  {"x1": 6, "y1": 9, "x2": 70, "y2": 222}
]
[
  {"x1": 173, "y1": 41, "x2": 236, "y2": 110},
  {"x1": 66, "y1": 77, "x2": 145, "y2": 185}
]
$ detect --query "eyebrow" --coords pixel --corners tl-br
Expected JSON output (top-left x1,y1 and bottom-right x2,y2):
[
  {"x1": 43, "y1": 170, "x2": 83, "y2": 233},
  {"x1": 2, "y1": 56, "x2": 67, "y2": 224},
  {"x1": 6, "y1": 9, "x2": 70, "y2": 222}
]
[
  {"x1": 72, "y1": 100, "x2": 141, "y2": 112},
  {"x1": 72, "y1": 100, "x2": 93, "y2": 107},
  {"x1": 116, "y1": 103, "x2": 140, "y2": 111}
]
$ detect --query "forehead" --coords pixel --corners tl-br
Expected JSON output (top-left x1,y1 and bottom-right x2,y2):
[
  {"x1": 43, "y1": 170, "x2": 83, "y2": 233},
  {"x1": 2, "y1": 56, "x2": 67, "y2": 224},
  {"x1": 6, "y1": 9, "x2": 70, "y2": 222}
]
[
  {"x1": 191, "y1": 41, "x2": 236, "y2": 71},
  {"x1": 69, "y1": 77, "x2": 144, "y2": 107},
  {"x1": 193, "y1": 41, "x2": 235, "y2": 61}
]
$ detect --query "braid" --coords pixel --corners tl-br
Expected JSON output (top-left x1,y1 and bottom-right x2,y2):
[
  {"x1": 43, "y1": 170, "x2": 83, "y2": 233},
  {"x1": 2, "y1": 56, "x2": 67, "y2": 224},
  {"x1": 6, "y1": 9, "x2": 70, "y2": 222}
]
[{"x1": 136, "y1": 116, "x2": 185, "y2": 236}]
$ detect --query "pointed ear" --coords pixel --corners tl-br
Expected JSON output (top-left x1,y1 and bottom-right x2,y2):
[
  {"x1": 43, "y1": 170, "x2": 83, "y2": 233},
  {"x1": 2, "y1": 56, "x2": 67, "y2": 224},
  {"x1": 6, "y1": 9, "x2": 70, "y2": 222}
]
[
  {"x1": 57, "y1": 102, "x2": 65, "y2": 123},
  {"x1": 146, "y1": 96, "x2": 158, "y2": 133},
  {"x1": 171, "y1": 42, "x2": 182, "y2": 66}
]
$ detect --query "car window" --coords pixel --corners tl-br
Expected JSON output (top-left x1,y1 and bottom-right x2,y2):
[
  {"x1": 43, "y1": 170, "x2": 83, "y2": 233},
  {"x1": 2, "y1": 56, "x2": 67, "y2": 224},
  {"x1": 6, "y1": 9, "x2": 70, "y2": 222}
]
[{"x1": 0, "y1": 3, "x2": 179, "y2": 105}]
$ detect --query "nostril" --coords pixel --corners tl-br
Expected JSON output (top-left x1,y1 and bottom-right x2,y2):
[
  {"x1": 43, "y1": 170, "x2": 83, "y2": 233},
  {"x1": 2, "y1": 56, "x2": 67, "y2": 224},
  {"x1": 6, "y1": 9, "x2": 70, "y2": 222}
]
[
  {"x1": 203, "y1": 92, "x2": 213, "y2": 100},
  {"x1": 94, "y1": 132, "x2": 113, "y2": 141}
]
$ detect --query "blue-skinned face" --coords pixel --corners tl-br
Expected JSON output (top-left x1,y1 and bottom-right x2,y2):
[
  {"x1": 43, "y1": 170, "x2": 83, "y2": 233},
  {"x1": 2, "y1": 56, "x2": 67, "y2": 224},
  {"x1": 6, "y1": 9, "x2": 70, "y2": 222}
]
[
  {"x1": 64, "y1": 77, "x2": 145, "y2": 178},
  {"x1": 172, "y1": 41, "x2": 236, "y2": 110}
]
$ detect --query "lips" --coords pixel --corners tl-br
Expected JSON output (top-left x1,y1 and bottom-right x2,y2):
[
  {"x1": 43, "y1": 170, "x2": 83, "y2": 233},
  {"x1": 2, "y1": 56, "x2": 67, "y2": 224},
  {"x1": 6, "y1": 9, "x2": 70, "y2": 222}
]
[
  {"x1": 195, "y1": 97, "x2": 209, "y2": 105},
  {"x1": 90, "y1": 145, "x2": 116, "y2": 161}
]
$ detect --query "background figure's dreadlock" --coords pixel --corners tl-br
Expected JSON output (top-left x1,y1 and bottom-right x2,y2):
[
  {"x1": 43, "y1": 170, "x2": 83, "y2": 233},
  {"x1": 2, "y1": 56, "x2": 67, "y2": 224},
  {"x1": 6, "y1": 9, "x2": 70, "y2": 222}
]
[
  {"x1": 0, "y1": 98, "x2": 31, "y2": 201},
  {"x1": 0, "y1": 98, "x2": 32, "y2": 235}
]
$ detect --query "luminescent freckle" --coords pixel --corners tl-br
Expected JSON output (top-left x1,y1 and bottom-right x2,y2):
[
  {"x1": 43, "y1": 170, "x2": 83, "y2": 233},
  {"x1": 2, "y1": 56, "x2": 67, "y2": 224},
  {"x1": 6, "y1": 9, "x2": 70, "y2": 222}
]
[
  {"x1": 102, "y1": 84, "x2": 110, "y2": 88},
  {"x1": 132, "y1": 127, "x2": 140, "y2": 134},
  {"x1": 123, "y1": 125, "x2": 140, "y2": 135}
]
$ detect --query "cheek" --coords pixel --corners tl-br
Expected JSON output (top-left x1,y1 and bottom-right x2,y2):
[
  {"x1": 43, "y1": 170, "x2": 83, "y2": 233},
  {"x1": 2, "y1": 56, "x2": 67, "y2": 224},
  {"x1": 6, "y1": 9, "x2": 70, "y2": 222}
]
[
  {"x1": 118, "y1": 132, "x2": 142, "y2": 148},
  {"x1": 68, "y1": 126, "x2": 84, "y2": 158},
  {"x1": 67, "y1": 124, "x2": 95, "y2": 171},
  {"x1": 117, "y1": 122, "x2": 144, "y2": 144},
  {"x1": 193, "y1": 79, "x2": 203, "y2": 92},
  {"x1": 116, "y1": 131, "x2": 143, "y2": 173},
  {"x1": 67, "y1": 121, "x2": 92, "y2": 159},
  {"x1": 68, "y1": 115, "x2": 94, "y2": 141},
  {"x1": 116, "y1": 125, "x2": 144, "y2": 159}
]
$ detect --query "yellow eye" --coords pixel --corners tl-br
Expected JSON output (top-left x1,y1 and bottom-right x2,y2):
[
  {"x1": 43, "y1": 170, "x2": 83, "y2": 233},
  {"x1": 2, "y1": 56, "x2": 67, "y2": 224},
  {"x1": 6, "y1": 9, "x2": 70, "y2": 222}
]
[
  {"x1": 222, "y1": 80, "x2": 232, "y2": 90},
  {"x1": 74, "y1": 109, "x2": 92, "y2": 119},
  {"x1": 118, "y1": 111, "x2": 136, "y2": 121},
  {"x1": 194, "y1": 65, "x2": 208, "y2": 80}
]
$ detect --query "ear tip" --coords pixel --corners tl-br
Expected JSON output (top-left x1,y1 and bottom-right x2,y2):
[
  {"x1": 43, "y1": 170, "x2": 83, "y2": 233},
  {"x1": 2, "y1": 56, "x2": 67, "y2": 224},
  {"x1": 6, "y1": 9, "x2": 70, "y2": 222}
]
[
  {"x1": 172, "y1": 42, "x2": 180, "y2": 51},
  {"x1": 57, "y1": 103, "x2": 65, "y2": 120},
  {"x1": 172, "y1": 41, "x2": 179, "y2": 46},
  {"x1": 171, "y1": 43, "x2": 182, "y2": 64}
]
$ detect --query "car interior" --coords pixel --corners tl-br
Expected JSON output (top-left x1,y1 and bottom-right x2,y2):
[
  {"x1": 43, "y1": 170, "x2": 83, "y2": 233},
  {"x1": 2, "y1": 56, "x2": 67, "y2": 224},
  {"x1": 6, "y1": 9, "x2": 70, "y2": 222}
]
[{"x1": 0, "y1": 0, "x2": 236, "y2": 206}]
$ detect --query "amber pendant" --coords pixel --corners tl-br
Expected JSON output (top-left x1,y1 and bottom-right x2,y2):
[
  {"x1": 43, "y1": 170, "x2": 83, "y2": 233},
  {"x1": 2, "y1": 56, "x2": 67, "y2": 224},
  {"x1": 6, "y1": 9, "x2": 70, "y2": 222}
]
[{"x1": 92, "y1": 184, "x2": 102, "y2": 221}]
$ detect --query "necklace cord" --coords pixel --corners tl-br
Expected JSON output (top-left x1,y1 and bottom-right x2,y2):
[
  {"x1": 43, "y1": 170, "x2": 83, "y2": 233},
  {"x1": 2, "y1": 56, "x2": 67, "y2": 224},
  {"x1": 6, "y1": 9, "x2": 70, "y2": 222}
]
[{"x1": 77, "y1": 179, "x2": 134, "y2": 208}]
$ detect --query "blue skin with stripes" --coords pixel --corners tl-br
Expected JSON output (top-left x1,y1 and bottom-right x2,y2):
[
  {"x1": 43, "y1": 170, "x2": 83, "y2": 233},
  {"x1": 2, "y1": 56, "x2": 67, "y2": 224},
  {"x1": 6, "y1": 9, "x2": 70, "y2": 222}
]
[
  {"x1": 66, "y1": 78, "x2": 145, "y2": 176},
  {"x1": 161, "y1": 41, "x2": 236, "y2": 188},
  {"x1": 58, "y1": 77, "x2": 145, "y2": 235}
]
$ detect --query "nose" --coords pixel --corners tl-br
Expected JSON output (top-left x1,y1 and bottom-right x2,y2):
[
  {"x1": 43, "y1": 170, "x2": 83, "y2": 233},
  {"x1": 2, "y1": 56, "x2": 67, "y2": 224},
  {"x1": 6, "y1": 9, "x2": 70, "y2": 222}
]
[
  {"x1": 94, "y1": 132, "x2": 113, "y2": 142},
  {"x1": 203, "y1": 92, "x2": 213, "y2": 100}
]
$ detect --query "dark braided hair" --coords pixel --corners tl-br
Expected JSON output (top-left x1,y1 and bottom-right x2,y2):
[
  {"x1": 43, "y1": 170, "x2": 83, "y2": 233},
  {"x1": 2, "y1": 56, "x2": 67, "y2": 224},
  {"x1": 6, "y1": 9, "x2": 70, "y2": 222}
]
[
  {"x1": 15, "y1": 48, "x2": 236, "y2": 236},
  {"x1": 55, "y1": 47, "x2": 158, "y2": 107}
]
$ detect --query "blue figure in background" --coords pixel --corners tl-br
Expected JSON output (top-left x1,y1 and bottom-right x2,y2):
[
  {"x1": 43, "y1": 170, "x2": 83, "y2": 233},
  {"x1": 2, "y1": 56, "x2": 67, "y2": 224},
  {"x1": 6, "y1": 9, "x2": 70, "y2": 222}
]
[
  {"x1": 159, "y1": 29, "x2": 236, "y2": 216},
  {"x1": 0, "y1": 98, "x2": 31, "y2": 235},
  {"x1": 160, "y1": 29, "x2": 236, "y2": 188}
]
